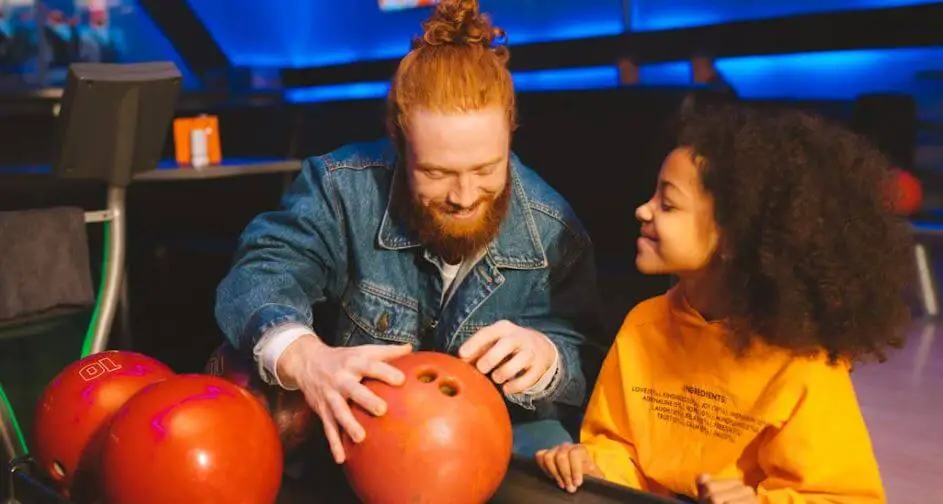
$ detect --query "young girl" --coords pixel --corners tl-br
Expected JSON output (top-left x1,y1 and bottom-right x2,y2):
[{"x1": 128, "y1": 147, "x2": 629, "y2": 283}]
[{"x1": 536, "y1": 104, "x2": 913, "y2": 503}]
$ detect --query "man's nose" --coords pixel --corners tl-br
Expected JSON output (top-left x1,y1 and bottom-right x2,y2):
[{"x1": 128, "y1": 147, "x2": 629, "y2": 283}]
[{"x1": 448, "y1": 176, "x2": 478, "y2": 208}]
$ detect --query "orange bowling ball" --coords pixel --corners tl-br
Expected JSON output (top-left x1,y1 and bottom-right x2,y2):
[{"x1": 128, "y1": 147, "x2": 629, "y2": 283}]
[
  {"x1": 100, "y1": 374, "x2": 283, "y2": 504},
  {"x1": 343, "y1": 351, "x2": 513, "y2": 504},
  {"x1": 204, "y1": 342, "x2": 315, "y2": 453},
  {"x1": 32, "y1": 350, "x2": 175, "y2": 498}
]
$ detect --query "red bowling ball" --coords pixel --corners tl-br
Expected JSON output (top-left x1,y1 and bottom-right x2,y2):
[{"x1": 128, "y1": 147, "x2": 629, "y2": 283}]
[
  {"x1": 100, "y1": 374, "x2": 283, "y2": 504},
  {"x1": 343, "y1": 351, "x2": 513, "y2": 504},
  {"x1": 204, "y1": 342, "x2": 255, "y2": 390},
  {"x1": 32, "y1": 351, "x2": 175, "y2": 498},
  {"x1": 886, "y1": 167, "x2": 923, "y2": 216}
]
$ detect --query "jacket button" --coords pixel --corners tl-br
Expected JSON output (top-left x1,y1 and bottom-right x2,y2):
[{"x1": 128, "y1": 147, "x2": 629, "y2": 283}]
[
  {"x1": 377, "y1": 312, "x2": 390, "y2": 332},
  {"x1": 421, "y1": 319, "x2": 437, "y2": 338}
]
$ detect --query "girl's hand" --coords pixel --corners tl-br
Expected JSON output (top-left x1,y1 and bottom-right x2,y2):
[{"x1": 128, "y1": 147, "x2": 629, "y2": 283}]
[
  {"x1": 696, "y1": 474, "x2": 758, "y2": 504},
  {"x1": 536, "y1": 443, "x2": 604, "y2": 493}
]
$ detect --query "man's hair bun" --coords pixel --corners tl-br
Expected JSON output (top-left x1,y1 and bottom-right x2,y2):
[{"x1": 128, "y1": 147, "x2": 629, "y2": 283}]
[{"x1": 417, "y1": 0, "x2": 507, "y2": 49}]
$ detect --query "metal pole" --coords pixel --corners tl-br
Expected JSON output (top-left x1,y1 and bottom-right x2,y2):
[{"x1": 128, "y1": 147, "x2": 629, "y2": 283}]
[
  {"x1": 914, "y1": 242, "x2": 939, "y2": 317},
  {"x1": 89, "y1": 185, "x2": 126, "y2": 354},
  {"x1": 1, "y1": 384, "x2": 26, "y2": 504},
  {"x1": 0, "y1": 407, "x2": 23, "y2": 464}
]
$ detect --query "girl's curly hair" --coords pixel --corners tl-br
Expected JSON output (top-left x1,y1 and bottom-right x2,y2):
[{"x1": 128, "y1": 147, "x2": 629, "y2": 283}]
[{"x1": 677, "y1": 104, "x2": 915, "y2": 364}]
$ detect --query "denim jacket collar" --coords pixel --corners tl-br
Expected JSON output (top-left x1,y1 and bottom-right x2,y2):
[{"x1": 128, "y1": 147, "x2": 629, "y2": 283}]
[{"x1": 377, "y1": 155, "x2": 548, "y2": 270}]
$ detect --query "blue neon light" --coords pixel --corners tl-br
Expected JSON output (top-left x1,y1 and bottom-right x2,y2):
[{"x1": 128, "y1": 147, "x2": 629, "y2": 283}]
[
  {"x1": 284, "y1": 48, "x2": 943, "y2": 103},
  {"x1": 284, "y1": 66, "x2": 621, "y2": 103},
  {"x1": 186, "y1": 0, "x2": 624, "y2": 68},
  {"x1": 630, "y1": 0, "x2": 942, "y2": 31},
  {"x1": 643, "y1": 48, "x2": 943, "y2": 100},
  {"x1": 186, "y1": 0, "x2": 940, "y2": 68},
  {"x1": 511, "y1": 66, "x2": 620, "y2": 92},
  {"x1": 285, "y1": 81, "x2": 389, "y2": 103}
]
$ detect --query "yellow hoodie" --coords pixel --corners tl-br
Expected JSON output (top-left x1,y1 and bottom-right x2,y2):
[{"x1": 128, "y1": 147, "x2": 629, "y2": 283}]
[{"x1": 581, "y1": 288, "x2": 885, "y2": 503}]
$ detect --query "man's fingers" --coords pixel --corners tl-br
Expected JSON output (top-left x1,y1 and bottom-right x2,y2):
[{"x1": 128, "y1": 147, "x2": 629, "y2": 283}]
[
  {"x1": 458, "y1": 322, "x2": 508, "y2": 362},
  {"x1": 490, "y1": 347, "x2": 531, "y2": 384},
  {"x1": 319, "y1": 408, "x2": 346, "y2": 464},
  {"x1": 353, "y1": 358, "x2": 407, "y2": 387},
  {"x1": 343, "y1": 380, "x2": 389, "y2": 417},
  {"x1": 502, "y1": 364, "x2": 543, "y2": 394},
  {"x1": 361, "y1": 343, "x2": 414, "y2": 363},
  {"x1": 326, "y1": 389, "x2": 365, "y2": 444},
  {"x1": 475, "y1": 336, "x2": 519, "y2": 375}
]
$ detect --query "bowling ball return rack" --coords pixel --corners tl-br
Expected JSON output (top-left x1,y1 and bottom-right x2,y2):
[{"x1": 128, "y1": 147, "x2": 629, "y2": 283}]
[
  {"x1": 7, "y1": 456, "x2": 71, "y2": 504},
  {"x1": 8, "y1": 453, "x2": 683, "y2": 504}
]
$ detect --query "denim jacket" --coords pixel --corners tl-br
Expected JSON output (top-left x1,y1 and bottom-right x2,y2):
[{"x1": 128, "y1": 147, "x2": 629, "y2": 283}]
[{"x1": 215, "y1": 139, "x2": 603, "y2": 416}]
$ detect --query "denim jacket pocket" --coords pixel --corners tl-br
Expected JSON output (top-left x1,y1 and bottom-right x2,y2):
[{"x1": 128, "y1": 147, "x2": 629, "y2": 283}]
[{"x1": 339, "y1": 281, "x2": 421, "y2": 347}]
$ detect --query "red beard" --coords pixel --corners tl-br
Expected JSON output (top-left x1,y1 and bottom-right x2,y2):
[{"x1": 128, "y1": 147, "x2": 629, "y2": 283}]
[{"x1": 392, "y1": 170, "x2": 510, "y2": 264}]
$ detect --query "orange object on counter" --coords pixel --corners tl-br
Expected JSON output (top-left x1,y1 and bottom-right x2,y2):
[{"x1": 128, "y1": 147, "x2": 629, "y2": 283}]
[{"x1": 173, "y1": 115, "x2": 222, "y2": 167}]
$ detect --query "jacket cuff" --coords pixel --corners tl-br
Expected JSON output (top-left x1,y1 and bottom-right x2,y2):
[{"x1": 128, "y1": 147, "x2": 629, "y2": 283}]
[
  {"x1": 241, "y1": 303, "x2": 312, "y2": 348},
  {"x1": 525, "y1": 338, "x2": 560, "y2": 395},
  {"x1": 253, "y1": 323, "x2": 313, "y2": 390},
  {"x1": 506, "y1": 338, "x2": 566, "y2": 410}
]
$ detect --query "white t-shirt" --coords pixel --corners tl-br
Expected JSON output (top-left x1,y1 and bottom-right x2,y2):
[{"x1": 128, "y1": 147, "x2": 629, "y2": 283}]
[
  {"x1": 440, "y1": 261, "x2": 462, "y2": 304},
  {"x1": 433, "y1": 250, "x2": 483, "y2": 308}
]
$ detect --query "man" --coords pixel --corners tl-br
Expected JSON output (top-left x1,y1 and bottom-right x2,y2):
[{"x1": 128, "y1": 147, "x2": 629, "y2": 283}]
[{"x1": 215, "y1": 0, "x2": 602, "y2": 465}]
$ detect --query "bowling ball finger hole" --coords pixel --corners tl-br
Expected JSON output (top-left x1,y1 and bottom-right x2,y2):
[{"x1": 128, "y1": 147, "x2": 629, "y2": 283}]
[
  {"x1": 416, "y1": 370, "x2": 438, "y2": 383},
  {"x1": 438, "y1": 378, "x2": 460, "y2": 397}
]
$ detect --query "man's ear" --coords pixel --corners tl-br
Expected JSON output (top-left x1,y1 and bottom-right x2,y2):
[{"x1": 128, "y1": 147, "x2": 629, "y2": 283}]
[
  {"x1": 385, "y1": 109, "x2": 410, "y2": 155},
  {"x1": 386, "y1": 118, "x2": 402, "y2": 147}
]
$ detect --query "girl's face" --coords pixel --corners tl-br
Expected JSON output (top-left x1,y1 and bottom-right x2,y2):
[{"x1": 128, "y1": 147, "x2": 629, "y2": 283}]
[{"x1": 635, "y1": 147, "x2": 721, "y2": 277}]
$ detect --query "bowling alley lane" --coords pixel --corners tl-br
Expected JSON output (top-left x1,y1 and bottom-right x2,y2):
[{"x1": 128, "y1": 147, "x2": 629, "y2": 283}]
[{"x1": 851, "y1": 318, "x2": 943, "y2": 504}]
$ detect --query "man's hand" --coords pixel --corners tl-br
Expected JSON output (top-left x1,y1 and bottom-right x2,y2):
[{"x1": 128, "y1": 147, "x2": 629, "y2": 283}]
[
  {"x1": 458, "y1": 320, "x2": 556, "y2": 394},
  {"x1": 536, "y1": 443, "x2": 604, "y2": 493},
  {"x1": 696, "y1": 475, "x2": 758, "y2": 504},
  {"x1": 276, "y1": 335, "x2": 413, "y2": 464}
]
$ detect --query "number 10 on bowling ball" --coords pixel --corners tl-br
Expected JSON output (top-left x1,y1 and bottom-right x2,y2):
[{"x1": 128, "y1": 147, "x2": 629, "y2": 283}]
[
  {"x1": 343, "y1": 351, "x2": 513, "y2": 504},
  {"x1": 32, "y1": 351, "x2": 175, "y2": 500}
]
